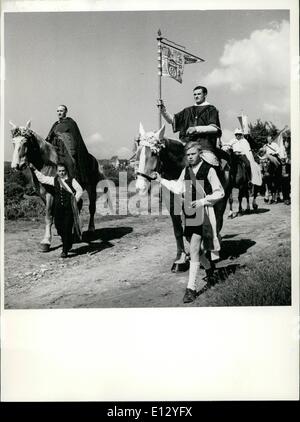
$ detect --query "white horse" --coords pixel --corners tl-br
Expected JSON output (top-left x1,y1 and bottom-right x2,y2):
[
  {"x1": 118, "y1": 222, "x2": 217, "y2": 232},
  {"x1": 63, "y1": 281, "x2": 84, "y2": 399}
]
[{"x1": 9, "y1": 120, "x2": 106, "y2": 251}]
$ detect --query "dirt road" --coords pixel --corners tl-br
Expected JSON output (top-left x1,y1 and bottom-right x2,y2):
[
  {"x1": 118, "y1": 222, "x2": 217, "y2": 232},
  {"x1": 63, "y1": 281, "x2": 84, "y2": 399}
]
[{"x1": 4, "y1": 193, "x2": 291, "y2": 308}]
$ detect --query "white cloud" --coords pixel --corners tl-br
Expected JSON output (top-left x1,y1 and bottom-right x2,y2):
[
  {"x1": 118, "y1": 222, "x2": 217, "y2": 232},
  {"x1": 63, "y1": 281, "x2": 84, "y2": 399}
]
[
  {"x1": 116, "y1": 147, "x2": 131, "y2": 159},
  {"x1": 86, "y1": 132, "x2": 106, "y2": 158},
  {"x1": 86, "y1": 132, "x2": 104, "y2": 146},
  {"x1": 204, "y1": 20, "x2": 290, "y2": 94}
]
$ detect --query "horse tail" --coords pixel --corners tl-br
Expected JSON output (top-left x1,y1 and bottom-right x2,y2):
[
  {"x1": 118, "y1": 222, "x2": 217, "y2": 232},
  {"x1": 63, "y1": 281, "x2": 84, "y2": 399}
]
[{"x1": 89, "y1": 154, "x2": 114, "y2": 212}]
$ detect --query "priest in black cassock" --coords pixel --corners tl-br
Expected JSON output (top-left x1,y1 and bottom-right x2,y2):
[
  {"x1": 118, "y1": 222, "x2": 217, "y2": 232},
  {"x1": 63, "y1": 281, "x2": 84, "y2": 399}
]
[{"x1": 46, "y1": 105, "x2": 90, "y2": 188}]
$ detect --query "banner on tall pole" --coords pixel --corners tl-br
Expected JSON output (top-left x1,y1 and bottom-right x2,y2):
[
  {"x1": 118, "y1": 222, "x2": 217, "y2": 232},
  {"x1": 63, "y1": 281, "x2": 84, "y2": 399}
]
[
  {"x1": 273, "y1": 126, "x2": 289, "y2": 159},
  {"x1": 160, "y1": 40, "x2": 204, "y2": 84},
  {"x1": 237, "y1": 114, "x2": 249, "y2": 134}
]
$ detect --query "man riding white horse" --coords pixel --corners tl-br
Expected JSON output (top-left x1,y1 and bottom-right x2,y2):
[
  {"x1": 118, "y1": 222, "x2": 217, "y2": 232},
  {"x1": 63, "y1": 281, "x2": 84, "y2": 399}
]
[{"x1": 158, "y1": 85, "x2": 228, "y2": 165}]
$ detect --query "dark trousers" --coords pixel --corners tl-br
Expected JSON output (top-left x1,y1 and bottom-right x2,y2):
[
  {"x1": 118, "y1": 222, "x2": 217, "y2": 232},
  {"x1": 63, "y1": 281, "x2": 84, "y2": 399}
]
[
  {"x1": 282, "y1": 176, "x2": 291, "y2": 201},
  {"x1": 54, "y1": 206, "x2": 74, "y2": 253}
]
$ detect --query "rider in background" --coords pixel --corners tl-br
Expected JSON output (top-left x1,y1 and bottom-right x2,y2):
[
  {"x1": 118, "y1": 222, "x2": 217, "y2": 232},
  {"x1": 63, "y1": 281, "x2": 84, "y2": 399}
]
[
  {"x1": 264, "y1": 135, "x2": 281, "y2": 161},
  {"x1": 158, "y1": 85, "x2": 227, "y2": 167},
  {"x1": 221, "y1": 128, "x2": 262, "y2": 187}
]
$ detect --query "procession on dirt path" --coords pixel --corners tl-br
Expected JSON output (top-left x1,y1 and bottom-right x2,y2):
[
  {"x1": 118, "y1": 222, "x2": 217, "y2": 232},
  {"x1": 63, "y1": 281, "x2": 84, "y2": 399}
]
[{"x1": 8, "y1": 31, "x2": 291, "y2": 305}]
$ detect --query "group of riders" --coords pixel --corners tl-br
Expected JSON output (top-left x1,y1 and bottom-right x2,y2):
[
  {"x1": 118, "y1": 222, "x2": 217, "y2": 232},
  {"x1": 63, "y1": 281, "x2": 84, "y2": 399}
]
[
  {"x1": 155, "y1": 85, "x2": 290, "y2": 303},
  {"x1": 24, "y1": 86, "x2": 290, "y2": 303}
]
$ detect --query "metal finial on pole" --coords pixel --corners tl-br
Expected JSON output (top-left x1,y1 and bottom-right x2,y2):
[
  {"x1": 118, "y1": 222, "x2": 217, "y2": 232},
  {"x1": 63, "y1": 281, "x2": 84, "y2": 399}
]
[{"x1": 157, "y1": 29, "x2": 163, "y2": 129}]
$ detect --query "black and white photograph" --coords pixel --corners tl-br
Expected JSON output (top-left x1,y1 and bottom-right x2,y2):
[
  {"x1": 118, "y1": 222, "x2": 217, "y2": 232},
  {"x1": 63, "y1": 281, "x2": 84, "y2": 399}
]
[{"x1": 1, "y1": 0, "x2": 299, "y2": 402}]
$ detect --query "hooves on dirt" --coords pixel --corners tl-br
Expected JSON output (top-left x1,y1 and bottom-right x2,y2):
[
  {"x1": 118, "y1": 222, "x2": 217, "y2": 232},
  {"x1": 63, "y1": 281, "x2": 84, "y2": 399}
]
[{"x1": 40, "y1": 243, "x2": 50, "y2": 252}]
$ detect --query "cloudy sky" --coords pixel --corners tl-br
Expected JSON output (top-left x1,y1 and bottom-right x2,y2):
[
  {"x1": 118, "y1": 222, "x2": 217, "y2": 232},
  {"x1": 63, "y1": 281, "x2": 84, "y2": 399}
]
[{"x1": 4, "y1": 9, "x2": 290, "y2": 160}]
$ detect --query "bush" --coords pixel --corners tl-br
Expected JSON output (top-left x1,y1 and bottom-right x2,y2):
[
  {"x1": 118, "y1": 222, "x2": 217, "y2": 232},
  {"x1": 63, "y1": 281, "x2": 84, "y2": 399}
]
[
  {"x1": 4, "y1": 182, "x2": 25, "y2": 202},
  {"x1": 5, "y1": 196, "x2": 45, "y2": 220},
  {"x1": 103, "y1": 164, "x2": 136, "y2": 187},
  {"x1": 4, "y1": 167, "x2": 28, "y2": 187}
]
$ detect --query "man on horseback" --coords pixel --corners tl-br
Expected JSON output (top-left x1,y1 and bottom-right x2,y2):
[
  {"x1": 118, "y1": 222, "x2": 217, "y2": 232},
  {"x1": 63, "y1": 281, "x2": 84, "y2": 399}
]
[
  {"x1": 158, "y1": 85, "x2": 228, "y2": 166},
  {"x1": 260, "y1": 135, "x2": 282, "y2": 167},
  {"x1": 158, "y1": 85, "x2": 230, "y2": 238},
  {"x1": 153, "y1": 141, "x2": 225, "y2": 303},
  {"x1": 222, "y1": 128, "x2": 262, "y2": 187},
  {"x1": 46, "y1": 105, "x2": 90, "y2": 188}
]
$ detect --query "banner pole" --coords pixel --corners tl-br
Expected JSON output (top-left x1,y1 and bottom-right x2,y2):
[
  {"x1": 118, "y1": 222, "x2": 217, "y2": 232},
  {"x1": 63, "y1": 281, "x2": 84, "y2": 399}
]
[{"x1": 157, "y1": 29, "x2": 162, "y2": 129}]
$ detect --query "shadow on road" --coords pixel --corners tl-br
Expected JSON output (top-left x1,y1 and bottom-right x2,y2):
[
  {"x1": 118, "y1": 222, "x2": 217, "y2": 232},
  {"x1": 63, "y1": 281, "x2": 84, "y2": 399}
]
[
  {"x1": 71, "y1": 226, "x2": 133, "y2": 257},
  {"x1": 82, "y1": 226, "x2": 133, "y2": 242},
  {"x1": 197, "y1": 263, "x2": 241, "y2": 297},
  {"x1": 220, "y1": 238, "x2": 256, "y2": 260},
  {"x1": 222, "y1": 233, "x2": 239, "y2": 240},
  {"x1": 71, "y1": 240, "x2": 114, "y2": 257}
]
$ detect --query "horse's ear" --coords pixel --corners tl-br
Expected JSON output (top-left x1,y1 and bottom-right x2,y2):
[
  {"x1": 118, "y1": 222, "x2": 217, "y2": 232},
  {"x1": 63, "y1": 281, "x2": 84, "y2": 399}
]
[
  {"x1": 156, "y1": 125, "x2": 165, "y2": 140},
  {"x1": 25, "y1": 120, "x2": 31, "y2": 129},
  {"x1": 139, "y1": 123, "x2": 145, "y2": 137},
  {"x1": 9, "y1": 121, "x2": 17, "y2": 130}
]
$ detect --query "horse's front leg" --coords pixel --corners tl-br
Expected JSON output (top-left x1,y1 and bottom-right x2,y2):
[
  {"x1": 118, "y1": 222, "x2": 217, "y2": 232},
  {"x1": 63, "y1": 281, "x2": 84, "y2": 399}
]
[
  {"x1": 252, "y1": 185, "x2": 258, "y2": 210},
  {"x1": 163, "y1": 189, "x2": 188, "y2": 271},
  {"x1": 264, "y1": 182, "x2": 269, "y2": 203},
  {"x1": 245, "y1": 189, "x2": 251, "y2": 214},
  {"x1": 228, "y1": 191, "x2": 235, "y2": 219},
  {"x1": 87, "y1": 185, "x2": 96, "y2": 232},
  {"x1": 238, "y1": 189, "x2": 243, "y2": 215},
  {"x1": 40, "y1": 193, "x2": 53, "y2": 252},
  {"x1": 170, "y1": 213, "x2": 185, "y2": 260}
]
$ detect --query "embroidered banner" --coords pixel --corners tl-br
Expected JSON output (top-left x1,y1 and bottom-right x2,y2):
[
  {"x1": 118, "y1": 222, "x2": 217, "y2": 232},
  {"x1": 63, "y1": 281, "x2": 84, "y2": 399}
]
[
  {"x1": 161, "y1": 40, "x2": 204, "y2": 84},
  {"x1": 161, "y1": 44, "x2": 184, "y2": 83}
]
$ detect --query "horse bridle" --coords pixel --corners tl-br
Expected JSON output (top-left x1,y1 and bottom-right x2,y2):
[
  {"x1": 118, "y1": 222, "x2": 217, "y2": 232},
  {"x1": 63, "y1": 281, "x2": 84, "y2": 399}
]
[{"x1": 133, "y1": 138, "x2": 164, "y2": 182}]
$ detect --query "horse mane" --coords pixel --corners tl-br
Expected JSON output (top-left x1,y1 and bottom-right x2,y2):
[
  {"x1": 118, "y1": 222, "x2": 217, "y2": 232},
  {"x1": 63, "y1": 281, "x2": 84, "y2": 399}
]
[
  {"x1": 24, "y1": 130, "x2": 57, "y2": 177},
  {"x1": 30, "y1": 130, "x2": 58, "y2": 166},
  {"x1": 160, "y1": 138, "x2": 186, "y2": 179}
]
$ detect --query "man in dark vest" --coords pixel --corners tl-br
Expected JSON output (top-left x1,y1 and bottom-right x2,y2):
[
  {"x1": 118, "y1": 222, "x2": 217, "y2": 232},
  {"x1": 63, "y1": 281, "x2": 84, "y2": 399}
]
[
  {"x1": 31, "y1": 162, "x2": 83, "y2": 258},
  {"x1": 158, "y1": 85, "x2": 228, "y2": 166},
  {"x1": 153, "y1": 141, "x2": 225, "y2": 303},
  {"x1": 46, "y1": 105, "x2": 90, "y2": 188}
]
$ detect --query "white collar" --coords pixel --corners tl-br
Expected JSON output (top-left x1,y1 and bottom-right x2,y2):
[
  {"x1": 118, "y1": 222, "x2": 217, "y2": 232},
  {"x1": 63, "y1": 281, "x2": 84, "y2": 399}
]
[
  {"x1": 190, "y1": 161, "x2": 202, "y2": 172},
  {"x1": 194, "y1": 101, "x2": 210, "y2": 106}
]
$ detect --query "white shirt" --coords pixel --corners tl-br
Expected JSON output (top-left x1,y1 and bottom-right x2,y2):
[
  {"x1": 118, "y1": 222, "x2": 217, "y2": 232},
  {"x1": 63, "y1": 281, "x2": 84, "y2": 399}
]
[
  {"x1": 160, "y1": 161, "x2": 224, "y2": 206},
  {"x1": 34, "y1": 169, "x2": 83, "y2": 202},
  {"x1": 222, "y1": 136, "x2": 251, "y2": 155}
]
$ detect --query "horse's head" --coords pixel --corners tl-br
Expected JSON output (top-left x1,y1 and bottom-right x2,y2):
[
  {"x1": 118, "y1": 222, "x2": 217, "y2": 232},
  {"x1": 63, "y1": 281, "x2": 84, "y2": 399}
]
[
  {"x1": 10, "y1": 120, "x2": 34, "y2": 170},
  {"x1": 259, "y1": 156, "x2": 270, "y2": 175},
  {"x1": 134, "y1": 123, "x2": 165, "y2": 196}
]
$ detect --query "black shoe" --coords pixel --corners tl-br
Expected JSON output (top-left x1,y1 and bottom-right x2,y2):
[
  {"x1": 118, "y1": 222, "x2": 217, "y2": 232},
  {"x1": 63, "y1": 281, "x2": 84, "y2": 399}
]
[
  {"x1": 60, "y1": 251, "x2": 68, "y2": 258},
  {"x1": 183, "y1": 288, "x2": 197, "y2": 303}
]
